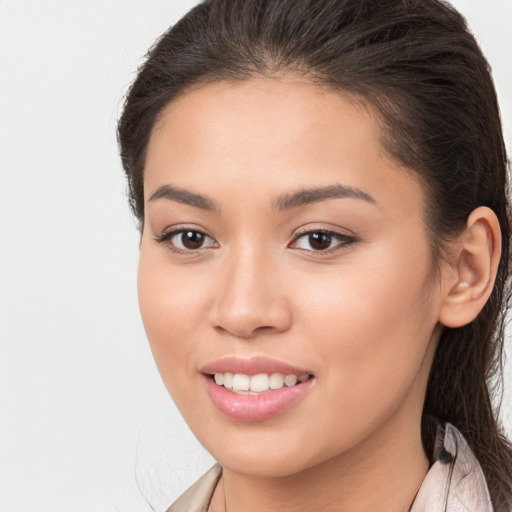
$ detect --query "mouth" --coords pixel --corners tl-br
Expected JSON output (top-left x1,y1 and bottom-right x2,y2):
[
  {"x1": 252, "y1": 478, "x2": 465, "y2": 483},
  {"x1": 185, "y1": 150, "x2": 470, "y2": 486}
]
[
  {"x1": 200, "y1": 357, "x2": 315, "y2": 421},
  {"x1": 210, "y1": 372, "x2": 312, "y2": 394}
]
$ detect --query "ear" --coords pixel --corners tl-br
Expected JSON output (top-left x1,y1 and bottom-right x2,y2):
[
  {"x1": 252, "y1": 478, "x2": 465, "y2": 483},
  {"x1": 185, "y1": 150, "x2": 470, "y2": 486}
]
[{"x1": 439, "y1": 206, "x2": 502, "y2": 328}]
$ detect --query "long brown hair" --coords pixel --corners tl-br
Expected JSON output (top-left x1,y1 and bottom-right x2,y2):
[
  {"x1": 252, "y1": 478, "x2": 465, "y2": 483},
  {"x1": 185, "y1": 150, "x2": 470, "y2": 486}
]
[{"x1": 118, "y1": 0, "x2": 512, "y2": 508}]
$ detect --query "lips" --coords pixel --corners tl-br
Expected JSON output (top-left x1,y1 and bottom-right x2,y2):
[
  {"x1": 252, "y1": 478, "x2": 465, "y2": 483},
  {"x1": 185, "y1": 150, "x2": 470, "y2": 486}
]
[
  {"x1": 200, "y1": 357, "x2": 315, "y2": 421},
  {"x1": 201, "y1": 356, "x2": 312, "y2": 376}
]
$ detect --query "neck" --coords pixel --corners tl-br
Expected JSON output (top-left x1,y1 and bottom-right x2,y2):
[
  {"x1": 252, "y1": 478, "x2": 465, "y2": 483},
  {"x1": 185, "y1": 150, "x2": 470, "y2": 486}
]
[{"x1": 211, "y1": 412, "x2": 429, "y2": 512}]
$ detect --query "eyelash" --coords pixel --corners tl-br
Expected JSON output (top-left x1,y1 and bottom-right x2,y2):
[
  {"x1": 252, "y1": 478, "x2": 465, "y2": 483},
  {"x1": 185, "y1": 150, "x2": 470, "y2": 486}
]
[
  {"x1": 290, "y1": 229, "x2": 356, "y2": 254},
  {"x1": 153, "y1": 227, "x2": 217, "y2": 255},
  {"x1": 153, "y1": 227, "x2": 356, "y2": 255}
]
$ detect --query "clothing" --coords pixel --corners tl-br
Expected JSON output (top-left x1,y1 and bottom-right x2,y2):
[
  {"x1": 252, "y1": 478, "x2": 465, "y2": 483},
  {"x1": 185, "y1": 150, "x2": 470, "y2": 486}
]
[{"x1": 166, "y1": 422, "x2": 493, "y2": 512}]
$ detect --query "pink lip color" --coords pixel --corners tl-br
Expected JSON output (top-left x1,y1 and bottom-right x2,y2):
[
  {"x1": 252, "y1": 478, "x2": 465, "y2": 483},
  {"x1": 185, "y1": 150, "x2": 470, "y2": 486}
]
[
  {"x1": 200, "y1": 356, "x2": 312, "y2": 376},
  {"x1": 201, "y1": 357, "x2": 314, "y2": 422}
]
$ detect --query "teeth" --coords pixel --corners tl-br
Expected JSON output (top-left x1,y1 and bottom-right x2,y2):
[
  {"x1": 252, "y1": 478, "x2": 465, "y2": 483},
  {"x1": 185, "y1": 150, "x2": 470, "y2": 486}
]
[
  {"x1": 213, "y1": 372, "x2": 310, "y2": 393},
  {"x1": 223, "y1": 373, "x2": 234, "y2": 389},
  {"x1": 269, "y1": 373, "x2": 284, "y2": 389},
  {"x1": 232, "y1": 374, "x2": 250, "y2": 391},
  {"x1": 250, "y1": 373, "x2": 269, "y2": 392},
  {"x1": 284, "y1": 374, "x2": 298, "y2": 387}
]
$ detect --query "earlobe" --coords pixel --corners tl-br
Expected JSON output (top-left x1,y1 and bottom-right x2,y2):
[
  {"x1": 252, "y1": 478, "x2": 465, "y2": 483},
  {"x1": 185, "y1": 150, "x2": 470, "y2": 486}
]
[{"x1": 439, "y1": 207, "x2": 501, "y2": 328}]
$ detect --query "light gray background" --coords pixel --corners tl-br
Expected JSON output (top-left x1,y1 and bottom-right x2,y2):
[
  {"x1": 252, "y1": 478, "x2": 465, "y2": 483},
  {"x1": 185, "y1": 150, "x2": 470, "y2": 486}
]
[{"x1": 0, "y1": 1, "x2": 510, "y2": 511}]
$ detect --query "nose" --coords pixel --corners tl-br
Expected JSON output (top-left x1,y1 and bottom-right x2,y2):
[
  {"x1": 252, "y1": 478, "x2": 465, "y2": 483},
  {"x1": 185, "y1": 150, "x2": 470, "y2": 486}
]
[{"x1": 209, "y1": 248, "x2": 292, "y2": 339}]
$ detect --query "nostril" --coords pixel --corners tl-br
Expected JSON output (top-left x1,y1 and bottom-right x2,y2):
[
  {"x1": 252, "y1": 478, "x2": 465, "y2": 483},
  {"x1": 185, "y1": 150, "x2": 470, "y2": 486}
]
[
  {"x1": 209, "y1": 279, "x2": 293, "y2": 338},
  {"x1": 254, "y1": 325, "x2": 275, "y2": 333},
  {"x1": 213, "y1": 323, "x2": 279, "y2": 339}
]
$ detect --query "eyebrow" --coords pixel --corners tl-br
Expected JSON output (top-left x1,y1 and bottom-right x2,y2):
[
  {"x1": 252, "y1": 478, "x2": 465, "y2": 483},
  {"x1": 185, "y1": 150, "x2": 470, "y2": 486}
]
[
  {"x1": 148, "y1": 184, "x2": 219, "y2": 211},
  {"x1": 148, "y1": 183, "x2": 375, "y2": 212},
  {"x1": 274, "y1": 184, "x2": 376, "y2": 210}
]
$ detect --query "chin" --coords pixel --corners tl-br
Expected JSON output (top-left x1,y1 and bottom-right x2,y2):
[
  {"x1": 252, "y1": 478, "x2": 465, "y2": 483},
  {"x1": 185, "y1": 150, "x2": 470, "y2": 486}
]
[
  {"x1": 217, "y1": 450, "x2": 311, "y2": 479},
  {"x1": 197, "y1": 426, "x2": 336, "y2": 479}
]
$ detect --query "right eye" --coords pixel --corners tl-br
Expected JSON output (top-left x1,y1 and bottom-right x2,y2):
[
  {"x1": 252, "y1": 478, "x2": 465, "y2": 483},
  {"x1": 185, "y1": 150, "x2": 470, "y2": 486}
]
[{"x1": 154, "y1": 228, "x2": 218, "y2": 252}]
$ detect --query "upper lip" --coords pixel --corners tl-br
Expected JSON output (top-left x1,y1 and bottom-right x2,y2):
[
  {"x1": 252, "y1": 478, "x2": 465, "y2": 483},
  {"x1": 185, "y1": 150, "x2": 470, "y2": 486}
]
[{"x1": 200, "y1": 356, "x2": 313, "y2": 377}]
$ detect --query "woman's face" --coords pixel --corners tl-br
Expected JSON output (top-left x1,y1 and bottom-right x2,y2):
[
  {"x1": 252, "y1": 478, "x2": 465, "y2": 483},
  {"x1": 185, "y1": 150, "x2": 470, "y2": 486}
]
[{"x1": 139, "y1": 77, "x2": 446, "y2": 477}]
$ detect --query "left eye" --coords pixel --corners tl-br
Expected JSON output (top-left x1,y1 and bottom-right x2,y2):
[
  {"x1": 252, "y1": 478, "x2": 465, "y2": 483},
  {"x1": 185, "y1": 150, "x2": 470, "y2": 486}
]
[{"x1": 292, "y1": 231, "x2": 353, "y2": 252}]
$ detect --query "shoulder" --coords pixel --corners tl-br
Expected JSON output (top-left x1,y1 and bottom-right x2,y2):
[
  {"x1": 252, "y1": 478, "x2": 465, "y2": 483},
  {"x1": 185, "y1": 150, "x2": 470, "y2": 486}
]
[
  {"x1": 411, "y1": 422, "x2": 494, "y2": 512},
  {"x1": 166, "y1": 464, "x2": 222, "y2": 512},
  {"x1": 166, "y1": 425, "x2": 493, "y2": 512}
]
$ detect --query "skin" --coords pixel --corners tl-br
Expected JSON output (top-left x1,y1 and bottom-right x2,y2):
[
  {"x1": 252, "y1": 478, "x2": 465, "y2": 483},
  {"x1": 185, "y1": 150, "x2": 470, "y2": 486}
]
[{"x1": 138, "y1": 77, "x2": 497, "y2": 512}]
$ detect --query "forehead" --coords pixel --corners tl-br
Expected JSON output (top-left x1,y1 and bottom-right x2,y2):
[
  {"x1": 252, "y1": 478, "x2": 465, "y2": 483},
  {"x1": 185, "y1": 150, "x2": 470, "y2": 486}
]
[
  {"x1": 145, "y1": 76, "x2": 425, "y2": 218},
  {"x1": 149, "y1": 77, "x2": 376, "y2": 163}
]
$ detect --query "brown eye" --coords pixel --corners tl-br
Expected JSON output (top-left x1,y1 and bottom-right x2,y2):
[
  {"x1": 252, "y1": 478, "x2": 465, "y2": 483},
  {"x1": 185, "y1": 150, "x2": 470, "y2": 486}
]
[
  {"x1": 180, "y1": 230, "x2": 205, "y2": 249},
  {"x1": 291, "y1": 230, "x2": 355, "y2": 253},
  {"x1": 308, "y1": 232, "x2": 332, "y2": 250},
  {"x1": 154, "y1": 228, "x2": 218, "y2": 252}
]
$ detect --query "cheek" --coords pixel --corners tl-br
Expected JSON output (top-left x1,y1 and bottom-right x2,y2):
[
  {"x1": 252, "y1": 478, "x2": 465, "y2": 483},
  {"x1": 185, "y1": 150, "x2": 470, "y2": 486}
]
[
  {"x1": 137, "y1": 251, "x2": 219, "y2": 428},
  {"x1": 292, "y1": 238, "x2": 438, "y2": 415},
  {"x1": 137, "y1": 248, "x2": 208, "y2": 387}
]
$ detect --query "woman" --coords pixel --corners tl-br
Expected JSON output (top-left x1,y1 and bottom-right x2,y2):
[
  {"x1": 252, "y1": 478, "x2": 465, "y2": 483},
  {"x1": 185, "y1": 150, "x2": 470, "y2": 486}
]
[{"x1": 118, "y1": 0, "x2": 512, "y2": 510}]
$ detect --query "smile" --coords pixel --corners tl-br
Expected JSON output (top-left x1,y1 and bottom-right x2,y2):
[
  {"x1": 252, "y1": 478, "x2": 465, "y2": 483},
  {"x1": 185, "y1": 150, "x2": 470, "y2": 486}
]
[
  {"x1": 201, "y1": 357, "x2": 315, "y2": 421},
  {"x1": 213, "y1": 372, "x2": 311, "y2": 394}
]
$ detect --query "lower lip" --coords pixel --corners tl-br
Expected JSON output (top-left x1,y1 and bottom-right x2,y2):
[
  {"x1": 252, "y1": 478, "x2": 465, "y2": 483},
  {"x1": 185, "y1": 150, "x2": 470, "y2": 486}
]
[{"x1": 204, "y1": 375, "x2": 314, "y2": 421}]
